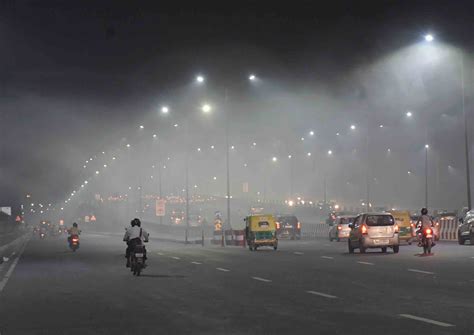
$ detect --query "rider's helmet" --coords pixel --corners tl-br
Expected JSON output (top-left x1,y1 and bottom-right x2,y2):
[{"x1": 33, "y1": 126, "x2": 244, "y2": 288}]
[
  {"x1": 73, "y1": 222, "x2": 78, "y2": 228},
  {"x1": 421, "y1": 208, "x2": 428, "y2": 215},
  {"x1": 131, "y1": 218, "x2": 141, "y2": 227}
]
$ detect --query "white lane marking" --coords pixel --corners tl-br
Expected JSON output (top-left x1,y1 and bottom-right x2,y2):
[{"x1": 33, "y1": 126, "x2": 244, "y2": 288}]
[
  {"x1": 294, "y1": 252, "x2": 304, "y2": 255},
  {"x1": 399, "y1": 314, "x2": 454, "y2": 327},
  {"x1": 408, "y1": 268, "x2": 434, "y2": 275},
  {"x1": 252, "y1": 276, "x2": 272, "y2": 283},
  {"x1": 157, "y1": 252, "x2": 164, "y2": 256},
  {"x1": 216, "y1": 267, "x2": 230, "y2": 272},
  {"x1": 357, "y1": 261, "x2": 374, "y2": 265},
  {"x1": 171, "y1": 256, "x2": 180, "y2": 260},
  {"x1": 0, "y1": 240, "x2": 27, "y2": 293},
  {"x1": 306, "y1": 290, "x2": 338, "y2": 299},
  {"x1": 191, "y1": 261, "x2": 202, "y2": 265},
  {"x1": 321, "y1": 256, "x2": 334, "y2": 259}
]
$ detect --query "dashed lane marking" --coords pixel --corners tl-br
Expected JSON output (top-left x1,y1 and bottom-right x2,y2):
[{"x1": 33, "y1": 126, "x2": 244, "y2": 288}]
[
  {"x1": 216, "y1": 267, "x2": 230, "y2": 272},
  {"x1": 252, "y1": 277, "x2": 272, "y2": 283},
  {"x1": 157, "y1": 252, "x2": 164, "y2": 256},
  {"x1": 0, "y1": 240, "x2": 28, "y2": 293},
  {"x1": 191, "y1": 261, "x2": 202, "y2": 265},
  {"x1": 306, "y1": 290, "x2": 338, "y2": 299},
  {"x1": 171, "y1": 256, "x2": 180, "y2": 260},
  {"x1": 321, "y1": 256, "x2": 334, "y2": 259},
  {"x1": 294, "y1": 252, "x2": 304, "y2": 255},
  {"x1": 408, "y1": 269, "x2": 434, "y2": 275},
  {"x1": 399, "y1": 314, "x2": 454, "y2": 327},
  {"x1": 357, "y1": 261, "x2": 374, "y2": 265}
]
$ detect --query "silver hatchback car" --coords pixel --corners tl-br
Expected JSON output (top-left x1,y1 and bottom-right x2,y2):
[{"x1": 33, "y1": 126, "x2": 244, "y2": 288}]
[{"x1": 348, "y1": 213, "x2": 400, "y2": 254}]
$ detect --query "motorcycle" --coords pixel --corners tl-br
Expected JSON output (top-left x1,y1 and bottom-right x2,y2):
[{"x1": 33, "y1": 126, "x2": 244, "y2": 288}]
[
  {"x1": 69, "y1": 234, "x2": 80, "y2": 252},
  {"x1": 130, "y1": 244, "x2": 146, "y2": 276},
  {"x1": 417, "y1": 225, "x2": 435, "y2": 255}
]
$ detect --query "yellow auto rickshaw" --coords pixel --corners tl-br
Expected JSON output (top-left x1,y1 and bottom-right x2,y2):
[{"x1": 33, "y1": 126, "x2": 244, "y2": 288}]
[
  {"x1": 390, "y1": 210, "x2": 413, "y2": 244},
  {"x1": 244, "y1": 214, "x2": 278, "y2": 251}
]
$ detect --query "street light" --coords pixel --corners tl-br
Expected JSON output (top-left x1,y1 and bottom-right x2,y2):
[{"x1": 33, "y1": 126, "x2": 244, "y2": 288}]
[
  {"x1": 272, "y1": 156, "x2": 277, "y2": 162},
  {"x1": 309, "y1": 130, "x2": 315, "y2": 136},
  {"x1": 161, "y1": 106, "x2": 169, "y2": 114},
  {"x1": 201, "y1": 104, "x2": 212, "y2": 113},
  {"x1": 196, "y1": 75, "x2": 205, "y2": 83},
  {"x1": 424, "y1": 34, "x2": 434, "y2": 42},
  {"x1": 249, "y1": 74, "x2": 257, "y2": 81},
  {"x1": 350, "y1": 124, "x2": 356, "y2": 130},
  {"x1": 406, "y1": 111, "x2": 413, "y2": 117}
]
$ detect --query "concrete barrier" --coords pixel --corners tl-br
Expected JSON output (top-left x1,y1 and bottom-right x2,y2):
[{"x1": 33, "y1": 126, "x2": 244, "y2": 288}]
[
  {"x1": 301, "y1": 223, "x2": 331, "y2": 239},
  {"x1": 439, "y1": 217, "x2": 458, "y2": 241}
]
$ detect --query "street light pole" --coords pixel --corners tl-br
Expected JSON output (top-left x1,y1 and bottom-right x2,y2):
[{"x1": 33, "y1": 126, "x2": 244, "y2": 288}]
[
  {"x1": 461, "y1": 54, "x2": 472, "y2": 210},
  {"x1": 185, "y1": 119, "x2": 190, "y2": 244},
  {"x1": 225, "y1": 88, "x2": 231, "y2": 246},
  {"x1": 425, "y1": 145, "x2": 429, "y2": 208}
]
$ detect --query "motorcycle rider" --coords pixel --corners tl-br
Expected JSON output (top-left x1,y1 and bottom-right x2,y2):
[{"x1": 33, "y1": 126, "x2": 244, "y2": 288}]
[
  {"x1": 416, "y1": 208, "x2": 435, "y2": 247},
  {"x1": 67, "y1": 222, "x2": 81, "y2": 244},
  {"x1": 123, "y1": 218, "x2": 149, "y2": 268}
]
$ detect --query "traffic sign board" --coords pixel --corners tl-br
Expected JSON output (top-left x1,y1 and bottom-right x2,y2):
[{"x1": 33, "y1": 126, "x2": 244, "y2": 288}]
[{"x1": 156, "y1": 200, "x2": 166, "y2": 217}]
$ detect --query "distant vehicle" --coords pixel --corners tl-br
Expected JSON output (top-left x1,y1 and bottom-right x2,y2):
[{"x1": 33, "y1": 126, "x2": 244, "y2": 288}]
[
  {"x1": 275, "y1": 215, "x2": 301, "y2": 240},
  {"x1": 245, "y1": 214, "x2": 278, "y2": 251},
  {"x1": 390, "y1": 211, "x2": 413, "y2": 244},
  {"x1": 458, "y1": 210, "x2": 474, "y2": 245},
  {"x1": 69, "y1": 235, "x2": 80, "y2": 252},
  {"x1": 170, "y1": 210, "x2": 185, "y2": 225},
  {"x1": 348, "y1": 213, "x2": 400, "y2": 254},
  {"x1": 188, "y1": 214, "x2": 203, "y2": 227},
  {"x1": 328, "y1": 215, "x2": 355, "y2": 242}
]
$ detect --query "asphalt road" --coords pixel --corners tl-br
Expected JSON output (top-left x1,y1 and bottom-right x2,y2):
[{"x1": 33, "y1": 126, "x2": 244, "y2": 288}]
[{"x1": 0, "y1": 233, "x2": 473, "y2": 335}]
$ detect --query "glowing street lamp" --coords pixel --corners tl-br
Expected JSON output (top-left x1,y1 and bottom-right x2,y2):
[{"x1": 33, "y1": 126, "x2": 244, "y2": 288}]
[
  {"x1": 201, "y1": 104, "x2": 212, "y2": 113},
  {"x1": 406, "y1": 111, "x2": 413, "y2": 118},
  {"x1": 309, "y1": 130, "x2": 315, "y2": 136},
  {"x1": 272, "y1": 156, "x2": 278, "y2": 162},
  {"x1": 424, "y1": 34, "x2": 434, "y2": 42},
  {"x1": 249, "y1": 74, "x2": 257, "y2": 81},
  {"x1": 161, "y1": 106, "x2": 169, "y2": 114},
  {"x1": 196, "y1": 75, "x2": 205, "y2": 83},
  {"x1": 350, "y1": 124, "x2": 356, "y2": 130},
  {"x1": 327, "y1": 150, "x2": 333, "y2": 155}
]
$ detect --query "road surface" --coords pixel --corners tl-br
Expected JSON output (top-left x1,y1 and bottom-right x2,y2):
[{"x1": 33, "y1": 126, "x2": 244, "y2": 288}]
[{"x1": 0, "y1": 233, "x2": 472, "y2": 334}]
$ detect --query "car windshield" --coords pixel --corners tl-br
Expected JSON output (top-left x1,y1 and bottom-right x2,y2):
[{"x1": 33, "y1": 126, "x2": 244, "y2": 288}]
[
  {"x1": 278, "y1": 216, "x2": 297, "y2": 224},
  {"x1": 365, "y1": 215, "x2": 394, "y2": 226},
  {"x1": 339, "y1": 217, "x2": 355, "y2": 225}
]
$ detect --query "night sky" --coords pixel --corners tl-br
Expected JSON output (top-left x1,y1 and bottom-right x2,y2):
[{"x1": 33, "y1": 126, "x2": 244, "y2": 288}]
[{"x1": 1, "y1": 1, "x2": 474, "y2": 209}]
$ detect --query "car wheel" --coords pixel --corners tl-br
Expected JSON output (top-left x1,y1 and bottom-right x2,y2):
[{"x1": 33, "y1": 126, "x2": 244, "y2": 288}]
[
  {"x1": 470, "y1": 233, "x2": 474, "y2": 244},
  {"x1": 329, "y1": 235, "x2": 333, "y2": 242},
  {"x1": 458, "y1": 232, "x2": 465, "y2": 245},
  {"x1": 393, "y1": 245, "x2": 400, "y2": 254},
  {"x1": 348, "y1": 239, "x2": 354, "y2": 254},
  {"x1": 381, "y1": 247, "x2": 387, "y2": 253}
]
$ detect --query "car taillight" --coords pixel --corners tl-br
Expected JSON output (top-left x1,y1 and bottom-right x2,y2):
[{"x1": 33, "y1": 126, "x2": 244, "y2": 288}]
[
  {"x1": 425, "y1": 228, "x2": 432, "y2": 235},
  {"x1": 394, "y1": 225, "x2": 399, "y2": 233},
  {"x1": 297, "y1": 222, "x2": 301, "y2": 230},
  {"x1": 276, "y1": 222, "x2": 280, "y2": 229},
  {"x1": 361, "y1": 224, "x2": 368, "y2": 235},
  {"x1": 337, "y1": 225, "x2": 342, "y2": 231}
]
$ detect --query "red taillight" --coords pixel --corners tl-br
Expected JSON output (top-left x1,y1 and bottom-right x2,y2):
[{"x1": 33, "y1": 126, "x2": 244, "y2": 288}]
[
  {"x1": 72, "y1": 238, "x2": 79, "y2": 242},
  {"x1": 337, "y1": 225, "x2": 342, "y2": 231},
  {"x1": 394, "y1": 225, "x2": 399, "y2": 233},
  {"x1": 276, "y1": 222, "x2": 280, "y2": 229},
  {"x1": 297, "y1": 222, "x2": 301, "y2": 230},
  {"x1": 425, "y1": 228, "x2": 432, "y2": 235},
  {"x1": 361, "y1": 224, "x2": 368, "y2": 235}
]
